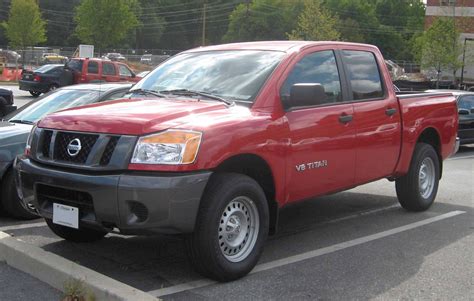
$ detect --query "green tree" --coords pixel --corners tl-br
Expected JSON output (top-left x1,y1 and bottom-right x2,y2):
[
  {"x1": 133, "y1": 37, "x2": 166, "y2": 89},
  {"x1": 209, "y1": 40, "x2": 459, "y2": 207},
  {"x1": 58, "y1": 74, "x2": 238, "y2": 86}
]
[
  {"x1": 288, "y1": 0, "x2": 340, "y2": 41},
  {"x1": 74, "y1": 0, "x2": 139, "y2": 50},
  {"x1": 223, "y1": 0, "x2": 304, "y2": 42},
  {"x1": 414, "y1": 18, "x2": 462, "y2": 87},
  {"x1": 2, "y1": 0, "x2": 47, "y2": 48},
  {"x1": 133, "y1": 0, "x2": 167, "y2": 49}
]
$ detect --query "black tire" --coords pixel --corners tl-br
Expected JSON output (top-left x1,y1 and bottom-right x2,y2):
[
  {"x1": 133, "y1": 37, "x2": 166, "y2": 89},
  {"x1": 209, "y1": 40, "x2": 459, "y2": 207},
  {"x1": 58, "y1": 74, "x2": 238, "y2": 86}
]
[
  {"x1": 48, "y1": 84, "x2": 59, "y2": 92},
  {"x1": 1, "y1": 169, "x2": 38, "y2": 220},
  {"x1": 186, "y1": 173, "x2": 269, "y2": 282},
  {"x1": 45, "y1": 219, "x2": 107, "y2": 243},
  {"x1": 396, "y1": 143, "x2": 440, "y2": 211},
  {"x1": 29, "y1": 91, "x2": 41, "y2": 97}
]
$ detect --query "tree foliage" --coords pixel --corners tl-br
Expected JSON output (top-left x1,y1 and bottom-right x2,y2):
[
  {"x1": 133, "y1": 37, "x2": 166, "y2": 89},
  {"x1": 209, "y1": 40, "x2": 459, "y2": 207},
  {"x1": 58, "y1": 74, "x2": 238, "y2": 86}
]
[
  {"x1": 2, "y1": 0, "x2": 47, "y2": 48},
  {"x1": 223, "y1": 0, "x2": 304, "y2": 42},
  {"x1": 74, "y1": 0, "x2": 139, "y2": 50},
  {"x1": 414, "y1": 18, "x2": 462, "y2": 74},
  {"x1": 288, "y1": 0, "x2": 340, "y2": 41}
]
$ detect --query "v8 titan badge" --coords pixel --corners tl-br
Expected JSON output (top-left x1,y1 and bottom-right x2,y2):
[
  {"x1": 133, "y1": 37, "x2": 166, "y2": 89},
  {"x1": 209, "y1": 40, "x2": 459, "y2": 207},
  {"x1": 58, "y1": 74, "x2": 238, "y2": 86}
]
[
  {"x1": 53, "y1": 203, "x2": 79, "y2": 229},
  {"x1": 296, "y1": 160, "x2": 328, "y2": 172}
]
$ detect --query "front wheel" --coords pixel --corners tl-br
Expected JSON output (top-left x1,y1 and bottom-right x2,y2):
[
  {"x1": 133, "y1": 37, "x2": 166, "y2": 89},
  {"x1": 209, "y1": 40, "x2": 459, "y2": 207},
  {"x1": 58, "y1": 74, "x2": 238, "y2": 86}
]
[
  {"x1": 186, "y1": 173, "x2": 269, "y2": 282},
  {"x1": 29, "y1": 91, "x2": 41, "y2": 97},
  {"x1": 396, "y1": 143, "x2": 440, "y2": 211},
  {"x1": 45, "y1": 219, "x2": 108, "y2": 242}
]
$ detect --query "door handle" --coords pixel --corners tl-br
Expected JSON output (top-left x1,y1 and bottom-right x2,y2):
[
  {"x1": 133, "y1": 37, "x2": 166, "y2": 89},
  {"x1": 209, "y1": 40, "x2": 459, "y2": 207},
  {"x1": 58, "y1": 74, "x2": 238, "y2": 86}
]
[
  {"x1": 339, "y1": 114, "x2": 353, "y2": 124},
  {"x1": 385, "y1": 108, "x2": 397, "y2": 116}
]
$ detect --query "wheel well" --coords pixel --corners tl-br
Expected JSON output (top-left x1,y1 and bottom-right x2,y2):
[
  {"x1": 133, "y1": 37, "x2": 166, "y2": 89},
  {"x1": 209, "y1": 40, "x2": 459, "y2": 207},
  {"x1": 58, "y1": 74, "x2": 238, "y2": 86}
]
[
  {"x1": 213, "y1": 154, "x2": 279, "y2": 235},
  {"x1": 417, "y1": 128, "x2": 443, "y2": 178}
]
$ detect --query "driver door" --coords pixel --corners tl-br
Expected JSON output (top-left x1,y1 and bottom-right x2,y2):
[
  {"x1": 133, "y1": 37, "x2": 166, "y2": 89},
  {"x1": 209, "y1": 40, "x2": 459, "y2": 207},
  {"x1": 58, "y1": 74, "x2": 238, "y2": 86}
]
[{"x1": 282, "y1": 49, "x2": 356, "y2": 202}]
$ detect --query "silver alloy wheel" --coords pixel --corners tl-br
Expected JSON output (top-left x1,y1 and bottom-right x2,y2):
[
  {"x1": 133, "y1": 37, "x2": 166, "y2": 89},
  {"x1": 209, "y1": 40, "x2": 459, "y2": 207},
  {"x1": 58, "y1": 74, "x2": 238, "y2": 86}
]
[
  {"x1": 218, "y1": 196, "x2": 260, "y2": 263},
  {"x1": 50, "y1": 85, "x2": 57, "y2": 91},
  {"x1": 419, "y1": 157, "x2": 435, "y2": 199}
]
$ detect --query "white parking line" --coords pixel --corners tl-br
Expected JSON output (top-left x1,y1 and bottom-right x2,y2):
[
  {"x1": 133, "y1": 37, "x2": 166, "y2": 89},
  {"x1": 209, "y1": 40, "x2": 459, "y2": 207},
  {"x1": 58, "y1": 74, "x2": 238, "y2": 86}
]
[
  {"x1": 0, "y1": 221, "x2": 46, "y2": 232},
  {"x1": 147, "y1": 210, "x2": 465, "y2": 297},
  {"x1": 448, "y1": 155, "x2": 474, "y2": 160}
]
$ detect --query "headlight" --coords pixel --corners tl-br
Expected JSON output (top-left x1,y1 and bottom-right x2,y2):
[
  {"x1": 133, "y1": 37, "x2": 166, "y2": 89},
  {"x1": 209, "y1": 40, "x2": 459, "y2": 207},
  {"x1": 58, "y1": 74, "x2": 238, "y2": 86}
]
[{"x1": 131, "y1": 130, "x2": 202, "y2": 165}]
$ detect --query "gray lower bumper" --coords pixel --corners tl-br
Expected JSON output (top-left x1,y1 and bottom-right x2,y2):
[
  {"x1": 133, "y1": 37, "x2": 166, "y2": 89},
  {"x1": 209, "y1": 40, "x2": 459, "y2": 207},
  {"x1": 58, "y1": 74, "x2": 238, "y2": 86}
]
[
  {"x1": 14, "y1": 157, "x2": 212, "y2": 234},
  {"x1": 451, "y1": 137, "x2": 460, "y2": 156}
]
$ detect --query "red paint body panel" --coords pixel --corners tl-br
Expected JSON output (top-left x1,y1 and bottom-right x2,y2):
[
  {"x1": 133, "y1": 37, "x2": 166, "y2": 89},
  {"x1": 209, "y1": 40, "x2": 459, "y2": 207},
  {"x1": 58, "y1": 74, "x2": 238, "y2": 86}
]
[{"x1": 37, "y1": 41, "x2": 458, "y2": 208}]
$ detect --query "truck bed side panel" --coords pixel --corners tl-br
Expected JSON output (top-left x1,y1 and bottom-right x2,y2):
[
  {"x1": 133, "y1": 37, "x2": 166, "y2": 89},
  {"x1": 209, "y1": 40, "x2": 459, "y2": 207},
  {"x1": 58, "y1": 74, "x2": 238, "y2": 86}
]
[{"x1": 394, "y1": 93, "x2": 458, "y2": 176}]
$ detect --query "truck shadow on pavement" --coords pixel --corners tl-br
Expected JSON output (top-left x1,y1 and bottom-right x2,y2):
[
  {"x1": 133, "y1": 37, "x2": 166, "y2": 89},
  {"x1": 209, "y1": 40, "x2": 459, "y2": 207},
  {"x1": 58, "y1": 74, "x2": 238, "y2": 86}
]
[{"x1": 39, "y1": 192, "x2": 473, "y2": 299}]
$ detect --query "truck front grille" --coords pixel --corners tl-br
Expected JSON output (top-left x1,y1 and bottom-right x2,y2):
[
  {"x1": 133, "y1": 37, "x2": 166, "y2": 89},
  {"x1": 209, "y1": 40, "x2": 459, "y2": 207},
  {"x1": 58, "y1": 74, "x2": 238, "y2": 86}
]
[
  {"x1": 41, "y1": 130, "x2": 53, "y2": 157},
  {"x1": 33, "y1": 128, "x2": 137, "y2": 170},
  {"x1": 54, "y1": 132, "x2": 99, "y2": 163}
]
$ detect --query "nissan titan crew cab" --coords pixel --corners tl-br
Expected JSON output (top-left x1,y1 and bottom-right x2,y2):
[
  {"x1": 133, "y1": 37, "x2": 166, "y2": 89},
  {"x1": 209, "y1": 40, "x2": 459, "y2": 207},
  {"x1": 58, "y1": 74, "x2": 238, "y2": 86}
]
[{"x1": 15, "y1": 42, "x2": 459, "y2": 281}]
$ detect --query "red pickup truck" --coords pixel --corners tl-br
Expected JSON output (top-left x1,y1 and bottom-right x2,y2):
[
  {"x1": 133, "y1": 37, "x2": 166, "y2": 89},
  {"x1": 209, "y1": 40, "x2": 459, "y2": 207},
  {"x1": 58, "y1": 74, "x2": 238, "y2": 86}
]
[
  {"x1": 65, "y1": 58, "x2": 141, "y2": 84},
  {"x1": 15, "y1": 41, "x2": 459, "y2": 281}
]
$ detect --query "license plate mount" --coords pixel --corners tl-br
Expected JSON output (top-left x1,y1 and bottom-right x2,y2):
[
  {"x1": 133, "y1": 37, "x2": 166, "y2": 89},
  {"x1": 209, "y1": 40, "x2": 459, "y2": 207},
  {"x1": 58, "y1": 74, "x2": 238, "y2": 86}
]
[{"x1": 53, "y1": 203, "x2": 79, "y2": 229}]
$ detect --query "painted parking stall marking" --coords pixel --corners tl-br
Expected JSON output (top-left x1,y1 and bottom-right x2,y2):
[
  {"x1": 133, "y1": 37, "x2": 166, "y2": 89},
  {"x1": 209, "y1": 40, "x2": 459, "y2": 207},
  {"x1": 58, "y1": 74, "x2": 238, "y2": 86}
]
[{"x1": 148, "y1": 210, "x2": 465, "y2": 297}]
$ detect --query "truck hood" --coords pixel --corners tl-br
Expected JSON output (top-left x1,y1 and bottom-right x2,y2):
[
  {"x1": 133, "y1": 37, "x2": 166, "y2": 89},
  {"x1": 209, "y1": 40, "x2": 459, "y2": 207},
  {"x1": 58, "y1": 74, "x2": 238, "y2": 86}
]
[{"x1": 38, "y1": 98, "x2": 249, "y2": 135}]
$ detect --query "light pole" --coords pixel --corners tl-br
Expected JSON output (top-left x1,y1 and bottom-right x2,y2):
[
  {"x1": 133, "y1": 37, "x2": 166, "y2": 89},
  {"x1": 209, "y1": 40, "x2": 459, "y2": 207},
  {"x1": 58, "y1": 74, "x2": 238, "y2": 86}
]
[{"x1": 460, "y1": 37, "x2": 474, "y2": 87}]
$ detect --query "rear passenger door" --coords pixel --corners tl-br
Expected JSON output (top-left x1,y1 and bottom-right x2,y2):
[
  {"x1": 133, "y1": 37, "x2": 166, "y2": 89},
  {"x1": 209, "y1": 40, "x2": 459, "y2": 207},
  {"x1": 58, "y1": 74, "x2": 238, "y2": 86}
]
[
  {"x1": 102, "y1": 62, "x2": 119, "y2": 82},
  {"x1": 340, "y1": 49, "x2": 401, "y2": 183},
  {"x1": 282, "y1": 49, "x2": 356, "y2": 202}
]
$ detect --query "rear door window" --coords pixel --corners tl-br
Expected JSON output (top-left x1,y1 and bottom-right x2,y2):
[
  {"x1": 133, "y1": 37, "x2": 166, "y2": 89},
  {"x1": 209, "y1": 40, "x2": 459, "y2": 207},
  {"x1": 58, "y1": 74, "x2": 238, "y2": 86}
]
[
  {"x1": 341, "y1": 50, "x2": 384, "y2": 100},
  {"x1": 102, "y1": 63, "x2": 116, "y2": 76},
  {"x1": 87, "y1": 61, "x2": 99, "y2": 74}
]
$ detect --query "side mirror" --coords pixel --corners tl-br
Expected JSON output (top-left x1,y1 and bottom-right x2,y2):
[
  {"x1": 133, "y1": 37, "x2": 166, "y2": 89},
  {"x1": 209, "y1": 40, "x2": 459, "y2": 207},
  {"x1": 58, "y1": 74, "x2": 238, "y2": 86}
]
[
  {"x1": 284, "y1": 83, "x2": 327, "y2": 109},
  {"x1": 131, "y1": 73, "x2": 136, "y2": 78},
  {"x1": 458, "y1": 108, "x2": 470, "y2": 115}
]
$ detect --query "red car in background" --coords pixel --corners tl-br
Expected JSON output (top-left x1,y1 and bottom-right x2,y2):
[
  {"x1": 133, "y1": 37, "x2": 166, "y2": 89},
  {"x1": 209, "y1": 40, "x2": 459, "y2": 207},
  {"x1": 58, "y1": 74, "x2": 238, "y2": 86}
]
[{"x1": 65, "y1": 58, "x2": 141, "y2": 84}]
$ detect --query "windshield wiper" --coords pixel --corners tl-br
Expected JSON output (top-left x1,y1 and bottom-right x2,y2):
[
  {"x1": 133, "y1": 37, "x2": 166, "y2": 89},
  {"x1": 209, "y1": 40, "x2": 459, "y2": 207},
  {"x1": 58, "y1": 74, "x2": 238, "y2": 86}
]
[
  {"x1": 159, "y1": 89, "x2": 234, "y2": 106},
  {"x1": 9, "y1": 119, "x2": 35, "y2": 125},
  {"x1": 129, "y1": 88, "x2": 165, "y2": 98}
]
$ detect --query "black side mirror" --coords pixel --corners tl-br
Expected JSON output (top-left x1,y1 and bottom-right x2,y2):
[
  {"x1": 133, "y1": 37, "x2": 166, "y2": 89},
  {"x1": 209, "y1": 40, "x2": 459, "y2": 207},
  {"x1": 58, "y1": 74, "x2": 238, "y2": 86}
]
[
  {"x1": 458, "y1": 108, "x2": 470, "y2": 115},
  {"x1": 284, "y1": 83, "x2": 327, "y2": 110},
  {"x1": 131, "y1": 73, "x2": 136, "y2": 78}
]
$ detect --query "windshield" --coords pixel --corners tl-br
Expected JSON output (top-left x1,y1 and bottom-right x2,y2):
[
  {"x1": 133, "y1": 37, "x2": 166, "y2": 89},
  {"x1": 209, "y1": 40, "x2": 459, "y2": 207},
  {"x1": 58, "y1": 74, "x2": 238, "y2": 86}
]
[
  {"x1": 458, "y1": 95, "x2": 474, "y2": 111},
  {"x1": 8, "y1": 89, "x2": 100, "y2": 123},
  {"x1": 132, "y1": 50, "x2": 285, "y2": 102},
  {"x1": 35, "y1": 64, "x2": 61, "y2": 73}
]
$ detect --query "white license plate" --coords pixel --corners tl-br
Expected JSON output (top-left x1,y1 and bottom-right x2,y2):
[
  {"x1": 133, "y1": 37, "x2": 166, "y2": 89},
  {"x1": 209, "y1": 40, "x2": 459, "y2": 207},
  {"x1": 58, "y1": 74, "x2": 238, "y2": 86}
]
[{"x1": 53, "y1": 203, "x2": 79, "y2": 229}]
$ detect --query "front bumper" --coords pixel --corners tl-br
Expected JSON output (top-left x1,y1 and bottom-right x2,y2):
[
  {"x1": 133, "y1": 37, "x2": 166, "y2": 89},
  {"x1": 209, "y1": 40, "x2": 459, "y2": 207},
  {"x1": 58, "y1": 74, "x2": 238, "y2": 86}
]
[{"x1": 14, "y1": 156, "x2": 212, "y2": 234}]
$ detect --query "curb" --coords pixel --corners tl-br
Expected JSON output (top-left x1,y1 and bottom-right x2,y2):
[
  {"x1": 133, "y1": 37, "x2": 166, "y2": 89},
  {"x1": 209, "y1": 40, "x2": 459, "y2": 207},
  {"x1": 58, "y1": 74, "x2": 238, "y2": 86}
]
[
  {"x1": 0, "y1": 231, "x2": 159, "y2": 301},
  {"x1": 0, "y1": 81, "x2": 18, "y2": 85}
]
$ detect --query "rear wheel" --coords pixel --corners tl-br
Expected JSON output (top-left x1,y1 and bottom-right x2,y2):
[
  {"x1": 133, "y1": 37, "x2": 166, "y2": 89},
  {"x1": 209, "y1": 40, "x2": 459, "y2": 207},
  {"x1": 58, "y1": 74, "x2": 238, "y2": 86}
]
[
  {"x1": 48, "y1": 84, "x2": 58, "y2": 92},
  {"x1": 45, "y1": 219, "x2": 107, "y2": 242},
  {"x1": 1, "y1": 169, "x2": 38, "y2": 220},
  {"x1": 396, "y1": 143, "x2": 440, "y2": 211},
  {"x1": 29, "y1": 91, "x2": 41, "y2": 97},
  {"x1": 186, "y1": 173, "x2": 269, "y2": 282}
]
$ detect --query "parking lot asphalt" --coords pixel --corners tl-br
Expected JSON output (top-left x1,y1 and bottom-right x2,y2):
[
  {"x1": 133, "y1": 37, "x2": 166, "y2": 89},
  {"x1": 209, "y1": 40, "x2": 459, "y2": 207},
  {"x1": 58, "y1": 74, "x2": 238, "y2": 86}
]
[{"x1": 0, "y1": 145, "x2": 472, "y2": 300}]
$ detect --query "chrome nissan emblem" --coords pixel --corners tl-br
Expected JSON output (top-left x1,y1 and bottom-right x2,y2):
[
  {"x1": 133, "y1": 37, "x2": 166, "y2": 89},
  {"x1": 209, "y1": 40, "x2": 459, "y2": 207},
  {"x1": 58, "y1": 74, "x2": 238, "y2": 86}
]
[{"x1": 67, "y1": 138, "x2": 82, "y2": 157}]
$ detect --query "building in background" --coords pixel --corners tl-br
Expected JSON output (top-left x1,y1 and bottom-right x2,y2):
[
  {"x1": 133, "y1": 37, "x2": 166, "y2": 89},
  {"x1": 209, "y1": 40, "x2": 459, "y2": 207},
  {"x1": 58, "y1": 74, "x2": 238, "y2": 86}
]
[{"x1": 425, "y1": 0, "x2": 474, "y2": 83}]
